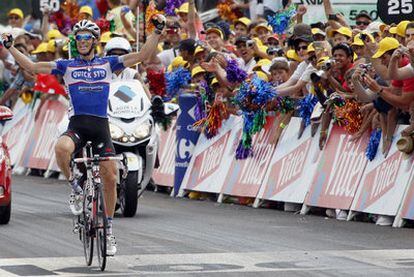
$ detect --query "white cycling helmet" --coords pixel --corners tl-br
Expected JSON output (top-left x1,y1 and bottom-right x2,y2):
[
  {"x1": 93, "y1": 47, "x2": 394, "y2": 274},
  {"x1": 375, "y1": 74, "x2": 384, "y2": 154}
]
[
  {"x1": 105, "y1": 37, "x2": 132, "y2": 54},
  {"x1": 72, "y1": 19, "x2": 101, "y2": 38}
]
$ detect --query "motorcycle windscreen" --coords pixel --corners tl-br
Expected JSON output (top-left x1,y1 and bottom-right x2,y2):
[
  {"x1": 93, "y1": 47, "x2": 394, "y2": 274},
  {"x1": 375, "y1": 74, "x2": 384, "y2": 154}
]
[{"x1": 108, "y1": 80, "x2": 151, "y2": 119}]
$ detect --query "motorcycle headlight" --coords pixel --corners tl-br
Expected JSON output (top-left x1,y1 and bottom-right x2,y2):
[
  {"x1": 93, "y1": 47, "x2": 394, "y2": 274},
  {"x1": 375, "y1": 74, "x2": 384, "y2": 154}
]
[
  {"x1": 109, "y1": 123, "x2": 124, "y2": 140},
  {"x1": 133, "y1": 121, "x2": 152, "y2": 139}
]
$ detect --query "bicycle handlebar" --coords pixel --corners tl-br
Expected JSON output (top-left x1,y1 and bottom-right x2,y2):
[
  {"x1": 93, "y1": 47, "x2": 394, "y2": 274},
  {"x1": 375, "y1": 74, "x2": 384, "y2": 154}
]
[{"x1": 73, "y1": 156, "x2": 123, "y2": 164}]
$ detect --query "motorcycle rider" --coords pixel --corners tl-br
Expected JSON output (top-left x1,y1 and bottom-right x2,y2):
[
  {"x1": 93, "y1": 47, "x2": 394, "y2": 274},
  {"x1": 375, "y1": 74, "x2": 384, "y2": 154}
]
[{"x1": 1, "y1": 15, "x2": 166, "y2": 256}]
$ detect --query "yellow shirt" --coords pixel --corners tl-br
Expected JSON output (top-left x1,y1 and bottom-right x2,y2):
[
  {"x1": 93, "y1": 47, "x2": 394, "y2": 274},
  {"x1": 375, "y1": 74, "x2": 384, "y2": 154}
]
[{"x1": 106, "y1": 6, "x2": 135, "y2": 38}]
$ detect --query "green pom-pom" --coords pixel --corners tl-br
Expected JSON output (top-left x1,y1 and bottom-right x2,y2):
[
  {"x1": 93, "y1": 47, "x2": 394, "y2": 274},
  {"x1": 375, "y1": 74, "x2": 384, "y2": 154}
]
[
  {"x1": 68, "y1": 35, "x2": 79, "y2": 58},
  {"x1": 110, "y1": 19, "x2": 116, "y2": 33}
]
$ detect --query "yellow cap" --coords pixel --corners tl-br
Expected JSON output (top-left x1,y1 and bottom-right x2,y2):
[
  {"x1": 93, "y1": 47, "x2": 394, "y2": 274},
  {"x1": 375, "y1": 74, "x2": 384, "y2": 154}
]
[
  {"x1": 286, "y1": 49, "x2": 301, "y2": 62},
  {"x1": 317, "y1": 56, "x2": 330, "y2": 67},
  {"x1": 211, "y1": 77, "x2": 219, "y2": 86},
  {"x1": 8, "y1": 8, "x2": 23, "y2": 19},
  {"x1": 307, "y1": 43, "x2": 315, "y2": 53},
  {"x1": 254, "y1": 23, "x2": 273, "y2": 33},
  {"x1": 328, "y1": 27, "x2": 353, "y2": 38},
  {"x1": 389, "y1": 26, "x2": 398, "y2": 34},
  {"x1": 234, "y1": 17, "x2": 251, "y2": 27},
  {"x1": 79, "y1": 6, "x2": 93, "y2": 16},
  {"x1": 47, "y1": 40, "x2": 56, "y2": 53},
  {"x1": 100, "y1": 32, "x2": 112, "y2": 43},
  {"x1": 256, "y1": 71, "x2": 269, "y2": 82},
  {"x1": 312, "y1": 28, "x2": 326, "y2": 37},
  {"x1": 372, "y1": 37, "x2": 400, "y2": 59},
  {"x1": 32, "y1": 42, "x2": 48, "y2": 54},
  {"x1": 191, "y1": 66, "x2": 206, "y2": 77},
  {"x1": 195, "y1": 46, "x2": 206, "y2": 55},
  {"x1": 397, "y1": 20, "x2": 410, "y2": 37},
  {"x1": 167, "y1": 56, "x2": 188, "y2": 71},
  {"x1": 351, "y1": 33, "x2": 374, "y2": 47},
  {"x1": 253, "y1": 59, "x2": 272, "y2": 71},
  {"x1": 175, "y1": 2, "x2": 194, "y2": 14},
  {"x1": 47, "y1": 29, "x2": 63, "y2": 41},
  {"x1": 206, "y1": 28, "x2": 224, "y2": 39}
]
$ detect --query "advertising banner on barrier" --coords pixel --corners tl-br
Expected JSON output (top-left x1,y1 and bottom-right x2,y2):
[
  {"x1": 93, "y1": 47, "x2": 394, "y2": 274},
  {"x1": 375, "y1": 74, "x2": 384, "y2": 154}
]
[
  {"x1": 304, "y1": 126, "x2": 370, "y2": 210},
  {"x1": 1, "y1": 102, "x2": 32, "y2": 166},
  {"x1": 220, "y1": 116, "x2": 279, "y2": 198},
  {"x1": 152, "y1": 120, "x2": 177, "y2": 187},
  {"x1": 398, "y1": 160, "x2": 414, "y2": 221},
  {"x1": 257, "y1": 117, "x2": 322, "y2": 204},
  {"x1": 19, "y1": 100, "x2": 66, "y2": 170},
  {"x1": 351, "y1": 126, "x2": 414, "y2": 216},
  {"x1": 174, "y1": 94, "x2": 200, "y2": 195},
  {"x1": 178, "y1": 116, "x2": 242, "y2": 195}
]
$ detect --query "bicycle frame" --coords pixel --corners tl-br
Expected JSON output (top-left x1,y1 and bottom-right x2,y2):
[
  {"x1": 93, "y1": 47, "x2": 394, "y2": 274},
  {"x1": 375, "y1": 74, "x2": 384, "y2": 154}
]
[{"x1": 71, "y1": 141, "x2": 127, "y2": 271}]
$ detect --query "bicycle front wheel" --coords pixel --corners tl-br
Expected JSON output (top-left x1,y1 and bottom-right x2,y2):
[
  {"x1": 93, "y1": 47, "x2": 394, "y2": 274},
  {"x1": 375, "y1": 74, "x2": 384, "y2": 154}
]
[
  {"x1": 95, "y1": 183, "x2": 107, "y2": 271},
  {"x1": 82, "y1": 194, "x2": 93, "y2": 266}
]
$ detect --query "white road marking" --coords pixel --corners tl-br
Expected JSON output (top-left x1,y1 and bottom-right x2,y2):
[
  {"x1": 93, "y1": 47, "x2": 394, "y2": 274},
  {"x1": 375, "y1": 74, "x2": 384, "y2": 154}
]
[{"x1": 0, "y1": 249, "x2": 413, "y2": 276}]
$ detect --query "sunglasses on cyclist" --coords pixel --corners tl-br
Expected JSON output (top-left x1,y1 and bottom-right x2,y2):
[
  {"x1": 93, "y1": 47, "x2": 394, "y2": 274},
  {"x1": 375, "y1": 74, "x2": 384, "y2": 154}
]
[
  {"x1": 75, "y1": 34, "x2": 94, "y2": 41},
  {"x1": 356, "y1": 21, "x2": 370, "y2": 26},
  {"x1": 8, "y1": 16, "x2": 20, "y2": 21}
]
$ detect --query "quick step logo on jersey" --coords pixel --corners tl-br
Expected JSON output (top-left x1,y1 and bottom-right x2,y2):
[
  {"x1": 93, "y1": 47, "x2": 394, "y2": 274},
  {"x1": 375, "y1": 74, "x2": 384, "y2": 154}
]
[{"x1": 71, "y1": 68, "x2": 107, "y2": 81}]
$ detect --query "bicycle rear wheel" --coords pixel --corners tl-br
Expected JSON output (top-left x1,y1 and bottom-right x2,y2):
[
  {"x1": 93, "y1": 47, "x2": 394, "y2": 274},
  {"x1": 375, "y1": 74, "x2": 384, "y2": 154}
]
[
  {"x1": 82, "y1": 193, "x2": 93, "y2": 266},
  {"x1": 95, "y1": 183, "x2": 107, "y2": 271}
]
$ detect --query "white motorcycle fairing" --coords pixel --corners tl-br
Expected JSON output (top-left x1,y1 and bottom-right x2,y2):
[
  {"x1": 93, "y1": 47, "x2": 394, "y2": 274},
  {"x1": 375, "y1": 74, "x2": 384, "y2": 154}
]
[{"x1": 108, "y1": 80, "x2": 151, "y2": 119}]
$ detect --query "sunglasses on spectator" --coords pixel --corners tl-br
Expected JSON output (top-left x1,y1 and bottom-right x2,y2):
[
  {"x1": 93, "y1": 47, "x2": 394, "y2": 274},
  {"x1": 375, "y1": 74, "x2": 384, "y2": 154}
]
[
  {"x1": 356, "y1": 21, "x2": 370, "y2": 26},
  {"x1": 296, "y1": 45, "x2": 308, "y2": 51},
  {"x1": 75, "y1": 34, "x2": 94, "y2": 41},
  {"x1": 8, "y1": 16, "x2": 20, "y2": 20}
]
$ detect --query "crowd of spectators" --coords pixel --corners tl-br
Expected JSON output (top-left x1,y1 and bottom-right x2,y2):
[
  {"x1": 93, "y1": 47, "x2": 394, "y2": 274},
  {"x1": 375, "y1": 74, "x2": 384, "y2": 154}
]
[{"x1": 2, "y1": 0, "x2": 414, "y2": 160}]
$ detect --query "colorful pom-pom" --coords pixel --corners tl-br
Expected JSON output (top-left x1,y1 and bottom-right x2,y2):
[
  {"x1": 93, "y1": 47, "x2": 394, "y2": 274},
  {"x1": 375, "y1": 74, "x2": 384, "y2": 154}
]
[
  {"x1": 165, "y1": 67, "x2": 191, "y2": 98},
  {"x1": 366, "y1": 129, "x2": 382, "y2": 161},
  {"x1": 298, "y1": 94, "x2": 318, "y2": 127},
  {"x1": 225, "y1": 59, "x2": 247, "y2": 84}
]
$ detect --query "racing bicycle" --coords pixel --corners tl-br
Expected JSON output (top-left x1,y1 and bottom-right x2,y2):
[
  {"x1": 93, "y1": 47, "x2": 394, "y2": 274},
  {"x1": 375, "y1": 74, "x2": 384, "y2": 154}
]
[{"x1": 71, "y1": 141, "x2": 127, "y2": 271}]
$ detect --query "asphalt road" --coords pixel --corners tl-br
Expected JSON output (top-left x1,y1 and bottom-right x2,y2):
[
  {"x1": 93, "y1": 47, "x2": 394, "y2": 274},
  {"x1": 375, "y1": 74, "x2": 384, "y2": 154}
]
[{"x1": 1, "y1": 175, "x2": 414, "y2": 276}]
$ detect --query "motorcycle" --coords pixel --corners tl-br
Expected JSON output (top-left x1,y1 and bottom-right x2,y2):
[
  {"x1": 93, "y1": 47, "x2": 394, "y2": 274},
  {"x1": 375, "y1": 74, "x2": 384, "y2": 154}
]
[{"x1": 108, "y1": 80, "x2": 177, "y2": 217}]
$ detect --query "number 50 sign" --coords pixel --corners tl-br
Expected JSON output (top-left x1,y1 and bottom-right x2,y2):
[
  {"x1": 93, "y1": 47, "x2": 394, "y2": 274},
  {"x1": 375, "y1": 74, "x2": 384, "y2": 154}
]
[
  {"x1": 378, "y1": 0, "x2": 414, "y2": 24},
  {"x1": 39, "y1": 0, "x2": 60, "y2": 12}
]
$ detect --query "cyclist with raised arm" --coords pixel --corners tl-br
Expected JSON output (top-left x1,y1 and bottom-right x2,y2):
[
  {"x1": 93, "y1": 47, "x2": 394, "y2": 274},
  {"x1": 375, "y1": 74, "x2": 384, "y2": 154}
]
[{"x1": 1, "y1": 15, "x2": 166, "y2": 256}]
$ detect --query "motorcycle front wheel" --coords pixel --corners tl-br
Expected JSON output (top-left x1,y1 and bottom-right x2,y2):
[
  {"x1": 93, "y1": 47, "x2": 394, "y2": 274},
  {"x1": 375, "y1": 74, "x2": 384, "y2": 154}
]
[{"x1": 120, "y1": 171, "x2": 139, "y2": 217}]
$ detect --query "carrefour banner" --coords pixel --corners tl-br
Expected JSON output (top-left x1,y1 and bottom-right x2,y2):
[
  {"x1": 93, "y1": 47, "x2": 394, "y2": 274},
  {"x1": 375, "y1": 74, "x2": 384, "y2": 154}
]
[{"x1": 174, "y1": 93, "x2": 200, "y2": 196}]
